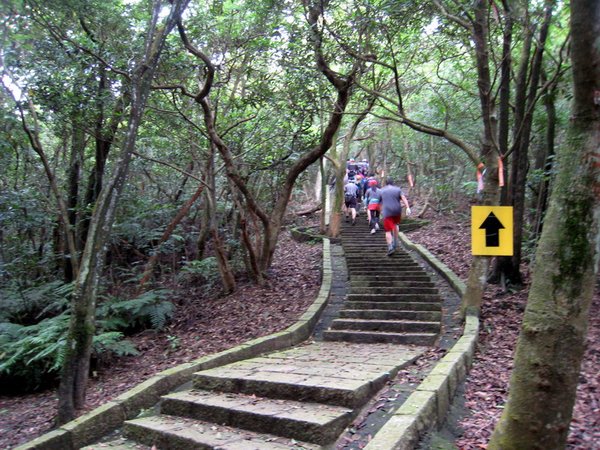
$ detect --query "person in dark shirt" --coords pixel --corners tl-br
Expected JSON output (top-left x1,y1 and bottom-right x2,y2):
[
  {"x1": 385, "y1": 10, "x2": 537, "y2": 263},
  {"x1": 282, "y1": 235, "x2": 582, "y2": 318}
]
[
  {"x1": 380, "y1": 177, "x2": 411, "y2": 255},
  {"x1": 364, "y1": 179, "x2": 382, "y2": 234},
  {"x1": 344, "y1": 180, "x2": 359, "y2": 225}
]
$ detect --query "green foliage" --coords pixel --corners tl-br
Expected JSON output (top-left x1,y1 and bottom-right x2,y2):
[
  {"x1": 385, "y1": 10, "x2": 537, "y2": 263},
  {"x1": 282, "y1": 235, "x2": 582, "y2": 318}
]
[
  {"x1": 0, "y1": 312, "x2": 140, "y2": 392},
  {"x1": 0, "y1": 280, "x2": 72, "y2": 324},
  {"x1": 93, "y1": 331, "x2": 139, "y2": 358},
  {"x1": 0, "y1": 314, "x2": 69, "y2": 391},
  {"x1": 179, "y1": 257, "x2": 220, "y2": 286},
  {"x1": 0, "y1": 285, "x2": 173, "y2": 392},
  {"x1": 97, "y1": 289, "x2": 175, "y2": 332}
]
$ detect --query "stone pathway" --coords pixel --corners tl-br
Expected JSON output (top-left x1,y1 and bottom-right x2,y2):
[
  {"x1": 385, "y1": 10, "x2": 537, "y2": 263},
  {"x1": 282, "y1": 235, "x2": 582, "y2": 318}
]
[{"x1": 82, "y1": 219, "x2": 450, "y2": 449}]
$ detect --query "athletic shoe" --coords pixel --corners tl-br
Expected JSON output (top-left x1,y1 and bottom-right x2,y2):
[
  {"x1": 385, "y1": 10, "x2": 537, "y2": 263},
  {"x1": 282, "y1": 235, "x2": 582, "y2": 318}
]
[
  {"x1": 387, "y1": 245, "x2": 395, "y2": 256},
  {"x1": 375, "y1": 222, "x2": 380, "y2": 230},
  {"x1": 370, "y1": 228, "x2": 376, "y2": 234}
]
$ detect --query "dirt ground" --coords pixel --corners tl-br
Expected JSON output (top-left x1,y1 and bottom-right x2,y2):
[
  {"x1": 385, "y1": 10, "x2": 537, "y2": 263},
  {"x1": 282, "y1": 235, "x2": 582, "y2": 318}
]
[{"x1": 1, "y1": 208, "x2": 598, "y2": 449}]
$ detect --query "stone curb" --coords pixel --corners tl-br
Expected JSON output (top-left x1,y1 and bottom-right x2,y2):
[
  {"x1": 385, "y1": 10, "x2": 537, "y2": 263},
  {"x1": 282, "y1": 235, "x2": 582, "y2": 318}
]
[
  {"x1": 363, "y1": 233, "x2": 479, "y2": 450},
  {"x1": 16, "y1": 239, "x2": 333, "y2": 450}
]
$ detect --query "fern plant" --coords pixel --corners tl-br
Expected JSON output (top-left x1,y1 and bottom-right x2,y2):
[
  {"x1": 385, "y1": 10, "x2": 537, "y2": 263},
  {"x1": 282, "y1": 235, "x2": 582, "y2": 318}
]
[
  {"x1": 0, "y1": 284, "x2": 173, "y2": 392},
  {"x1": 97, "y1": 288, "x2": 175, "y2": 332},
  {"x1": 179, "y1": 257, "x2": 220, "y2": 286},
  {"x1": 0, "y1": 280, "x2": 72, "y2": 323},
  {"x1": 0, "y1": 314, "x2": 141, "y2": 393}
]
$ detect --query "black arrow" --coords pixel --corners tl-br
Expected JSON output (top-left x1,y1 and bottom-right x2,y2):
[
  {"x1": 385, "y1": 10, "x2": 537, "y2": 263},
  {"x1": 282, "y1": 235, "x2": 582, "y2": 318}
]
[{"x1": 479, "y1": 212, "x2": 505, "y2": 247}]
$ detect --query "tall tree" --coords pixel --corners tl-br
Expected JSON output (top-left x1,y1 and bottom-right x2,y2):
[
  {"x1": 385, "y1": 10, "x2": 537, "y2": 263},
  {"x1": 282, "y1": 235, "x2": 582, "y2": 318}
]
[
  {"x1": 490, "y1": 1, "x2": 556, "y2": 287},
  {"x1": 174, "y1": 0, "x2": 364, "y2": 279},
  {"x1": 56, "y1": 0, "x2": 189, "y2": 424},
  {"x1": 488, "y1": 0, "x2": 600, "y2": 447}
]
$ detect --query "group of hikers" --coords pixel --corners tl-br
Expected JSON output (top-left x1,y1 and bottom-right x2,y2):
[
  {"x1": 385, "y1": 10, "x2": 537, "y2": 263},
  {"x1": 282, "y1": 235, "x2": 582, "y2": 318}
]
[{"x1": 343, "y1": 158, "x2": 412, "y2": 256}]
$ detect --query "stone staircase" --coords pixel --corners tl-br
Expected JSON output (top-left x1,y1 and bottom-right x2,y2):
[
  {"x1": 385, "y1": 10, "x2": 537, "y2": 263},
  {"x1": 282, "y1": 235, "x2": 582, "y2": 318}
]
[
  {"x1": 322, "y1": 218, "x2": 442, "y2": 346},
  {"x1": 94, "y1": 218, "x2": 442, "y2": 449},
  {"x1": 118, "y1": 342, "x2": 423, "y2": 449}
]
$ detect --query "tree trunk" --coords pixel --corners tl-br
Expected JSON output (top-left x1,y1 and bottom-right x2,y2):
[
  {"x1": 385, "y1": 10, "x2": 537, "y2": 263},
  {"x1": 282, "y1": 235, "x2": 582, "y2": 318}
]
[
  {"x1": 319, "y1": 157, "x2": 327, "y2": 234},
  {"x1": 460, "y1": 0, "x2": 501, "y2": 317},
  {"x1": 489, "y1": 1, "x2": 600, "y2": 447},
  {"x1": 79, "y1": 71, "x2": 127, "y2": 251},
  {"x1": 492, "y1": 3, "x2": 554, "y2": 286},
  {"x1": 138, "y1": 181, "x2": 205, "y2": 290},
  {"x1": 178, "y1": 3, "x2": 360, "y2": 274},
  {"x1": 64, "y1": 118, "x2": 85, "y2": 282},
  {"x1": 56, "y1": 0, "x2": 189, "y2": 424},
  {"x1": 531, "y1": 72, "x2": 557, "y2": 239}
]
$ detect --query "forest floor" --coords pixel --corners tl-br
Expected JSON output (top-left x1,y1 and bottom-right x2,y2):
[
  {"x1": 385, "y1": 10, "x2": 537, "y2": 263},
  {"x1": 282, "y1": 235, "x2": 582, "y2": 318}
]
[{"x1": 1, "y1": 205, "x2": 598, "y2": 449}]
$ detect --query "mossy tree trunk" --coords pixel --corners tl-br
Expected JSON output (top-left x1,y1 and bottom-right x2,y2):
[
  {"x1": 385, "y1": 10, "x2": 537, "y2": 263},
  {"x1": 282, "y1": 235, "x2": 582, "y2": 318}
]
[
  {"x1": 459, "y1": 0, "x2": 501, "y2": 317},
  {"x1": 56, "y1": 0, "x2": 189, "y2": 424},
  {"x1": 177, "y1": 2, "x2": 361, "y2": 275},
  {"x1": 489, "y1": 1, "x2": 600, "y2": 447}
]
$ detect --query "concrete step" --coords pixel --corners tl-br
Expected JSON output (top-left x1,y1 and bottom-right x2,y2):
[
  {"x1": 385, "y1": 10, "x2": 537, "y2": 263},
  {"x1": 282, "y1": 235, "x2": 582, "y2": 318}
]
[
  {"x1": 344, "y1": 255, "x2": 415, "y2": 261},
  {"x1": 350, "y1": 280, "x2": 436, "y2": 288},
  {"x1": 346, "y1": 301, "x2": 442, "y2": 311},
  {"x1": 345, "y1": 261, "x2": 421, "y2": 268},
  {"x1": 330, "y1": 318, "x2": 440, "y2": 333},
  {"x1": 191, "y1": 342, "x2": 422, "y2": 409},
  {"x1": 347, "y1": 269, "x2": 425, "y2": 276},
  {"x1": 347, "y1": 293, "x2": 441, "y2": 303},
  {"x1": 342, "y1": 244, "x2": 406, "y2": 249},
  {"x1": 160, "y1": 389, "x2": 352, "y2": 445},
  {"x1": 350, "y1": 274, "x2": 432, "y2": 282},
  {"x1": 340, "y1": 309, "x2": 442, "y2": 321},
  {"x1": 124, "y1": 415, "x2": 320, "y2": 449},
  {"x1": 322, "y1": 330, "x2": 438, "y2": 346},
  {"x1": 349, "y1": 286, "x2": 439, "y2": 295}
]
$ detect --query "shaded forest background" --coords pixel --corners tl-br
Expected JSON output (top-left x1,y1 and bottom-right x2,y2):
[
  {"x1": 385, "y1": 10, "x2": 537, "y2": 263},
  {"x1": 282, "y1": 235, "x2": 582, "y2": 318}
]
[{"x1": 1, "y1": 0, "x2": 598, "y2": 448}]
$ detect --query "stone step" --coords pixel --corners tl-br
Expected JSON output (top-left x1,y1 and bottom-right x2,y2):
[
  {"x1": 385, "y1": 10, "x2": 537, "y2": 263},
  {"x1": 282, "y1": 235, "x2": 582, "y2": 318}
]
[
  {"x1": 350, "y1": 274, "x2": 432, "y2": 282},
  {"x1": 349, "y1": 286, "x2": 439, "y2": 295},
  {"x1": 350, "y1": 280, "x2": 436, "y2": 288},
  {"x1": 344, "y1": 255, "x2": 414, "y2": 260},
  {"x1": 347, "y1": 293, "x2": 441, "y2": 303},
  {"x1": 330, "y1": 318, "x2": 440, "y2": 333},
  {"x1": 345, "y1": 261, "x2": 421, "y2": 268},
  {"x1": 346, "y1": 301, "x2": 442, "y2": 311},
  {"x1": 160, "y1": 389, "x2": 353, "y2": 445},
  {"x1": 192, "y1": 369, "x2": 378, "y2": 410},
  {"x1": 342, "y1": 243, "x2": 405, "y2": 249},
  {"x1": 322, "y1": 330, "x2": 438, "y2": 346},
  {"x1": 191, "y1": 342, "x2": 422, "y2": 409},
  {"x1": 340, "y1": 309, "x2": 442, "y2": 321},
  {"x1": 347, "y1": 268, "x2": 425, "y2": 275},
  {"x1": 124, "y1": 415, "x2": 320, "y2": 449}
]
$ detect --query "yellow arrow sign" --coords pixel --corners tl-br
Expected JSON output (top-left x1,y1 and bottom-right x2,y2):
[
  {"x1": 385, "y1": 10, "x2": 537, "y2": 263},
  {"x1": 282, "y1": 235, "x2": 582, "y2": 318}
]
[{"x1": 471, "y1": 206, "x2": 513, "y2": 256}]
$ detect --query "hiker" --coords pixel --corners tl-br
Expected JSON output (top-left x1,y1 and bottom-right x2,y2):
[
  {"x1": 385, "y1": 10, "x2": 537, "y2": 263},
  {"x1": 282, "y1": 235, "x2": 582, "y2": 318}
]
[
  {"x1": 346, "y1": 158, "x2": 358, "y2": 183},
  {"x1": 344, "y1": 178, "x2": 359, "y2": 225},
  {"x1": 364, "y1": 178, "x2": 382, "y2": 234},
  {"x1": 380, "y1": 177, "x2": 411, "y2": 255},
  {"x1": 355, "y1": 173, "x2": 364, "y2": 213}
]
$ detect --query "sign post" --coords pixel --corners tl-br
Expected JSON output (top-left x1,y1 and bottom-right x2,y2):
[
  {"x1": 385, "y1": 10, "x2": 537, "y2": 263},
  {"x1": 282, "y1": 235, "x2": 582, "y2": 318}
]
[{"x1": 471, "y1": 206, "x2": 513, "y2": 256}]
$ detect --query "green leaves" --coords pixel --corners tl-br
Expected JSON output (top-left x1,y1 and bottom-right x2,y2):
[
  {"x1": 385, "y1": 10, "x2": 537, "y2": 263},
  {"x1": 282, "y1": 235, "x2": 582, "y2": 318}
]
[{"x1": 97, "y1": 289, "x2": 175, "y2": 332}]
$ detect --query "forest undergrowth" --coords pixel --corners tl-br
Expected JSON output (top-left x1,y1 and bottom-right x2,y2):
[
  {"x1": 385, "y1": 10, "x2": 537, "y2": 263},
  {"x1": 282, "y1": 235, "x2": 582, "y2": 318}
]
[
  {"x1": 0, "y1": 206, "x2": 598, "y2": 449},
  {"x1": 0, "y1": 230, "x2": 322, "y2": 449},
  {"x1": 407, "y1": 212, "x2": 599, "y2": 450}
]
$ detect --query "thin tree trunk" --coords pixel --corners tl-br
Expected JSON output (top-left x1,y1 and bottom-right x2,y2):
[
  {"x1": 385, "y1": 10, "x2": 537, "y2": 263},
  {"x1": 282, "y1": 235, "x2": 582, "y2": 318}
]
[
  {"x1": 138, "y1": 181, "x2": 205, "y2": 289},
  {"x1": 532, "y1": 78, "x2": 557, "y2": 238},
  {"x1": 492, "y1": 2, "x2": 554, "y2": 286},
  {"x1": 64, "y1": 118, "x2": 85, "y2": 282},
  {"x1": 56, "y1": 0, "x2": 189, "y2": 424},
  {"x1": 489, "y1": 1, "x2": 599, "y2": 446},
  {"x1": 460, "y1": 0, "x2": 501, "y2": 317}
]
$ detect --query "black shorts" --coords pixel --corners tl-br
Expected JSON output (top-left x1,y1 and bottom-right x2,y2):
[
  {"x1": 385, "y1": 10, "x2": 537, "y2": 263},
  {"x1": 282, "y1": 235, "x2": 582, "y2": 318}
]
[{"x1": 345, "y1": 196, "x2": 357, "y2": 208}]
